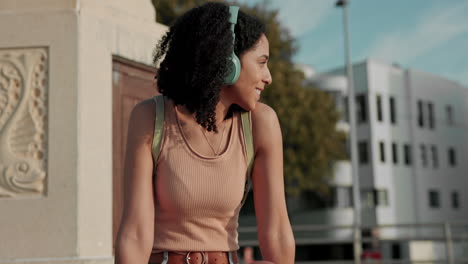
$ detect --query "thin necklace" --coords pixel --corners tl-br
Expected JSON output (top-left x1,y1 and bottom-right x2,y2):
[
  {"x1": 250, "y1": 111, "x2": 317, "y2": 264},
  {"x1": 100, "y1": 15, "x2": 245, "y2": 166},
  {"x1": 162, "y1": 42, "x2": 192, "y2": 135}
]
[
  {"x1": 175, "y1": 104, "x2": 228, "y2": 156},
  {"x1": 200, "y1": 120, "x2": 227, "y2": 156}
]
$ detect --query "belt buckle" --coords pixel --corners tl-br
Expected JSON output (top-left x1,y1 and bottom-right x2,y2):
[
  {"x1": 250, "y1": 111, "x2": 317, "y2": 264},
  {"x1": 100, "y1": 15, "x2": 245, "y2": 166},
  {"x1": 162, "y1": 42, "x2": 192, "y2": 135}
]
[
  {"x1": 185, "y1": 251, "x2": 207, "y2": 264},
  {"x1": 185, "y1": 251, "x2": 191, "y2": 264}
]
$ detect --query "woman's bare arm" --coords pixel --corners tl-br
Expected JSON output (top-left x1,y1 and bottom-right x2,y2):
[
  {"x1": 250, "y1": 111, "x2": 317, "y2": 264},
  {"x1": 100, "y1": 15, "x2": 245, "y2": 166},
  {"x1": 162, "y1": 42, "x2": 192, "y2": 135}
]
[
  {"x1": 115, "y1": 99, "x2": 156, "y2": 264},
  {"x1": 251, "y1": 103, "x2": 295, "y2": 264}
]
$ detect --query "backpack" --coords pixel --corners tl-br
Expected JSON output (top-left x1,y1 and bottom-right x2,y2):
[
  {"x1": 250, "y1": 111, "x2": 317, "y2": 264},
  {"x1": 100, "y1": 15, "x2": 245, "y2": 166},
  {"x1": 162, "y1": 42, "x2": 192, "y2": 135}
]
[{"x1": 151, "y1": 95, "x2": 254, "y2": 206}]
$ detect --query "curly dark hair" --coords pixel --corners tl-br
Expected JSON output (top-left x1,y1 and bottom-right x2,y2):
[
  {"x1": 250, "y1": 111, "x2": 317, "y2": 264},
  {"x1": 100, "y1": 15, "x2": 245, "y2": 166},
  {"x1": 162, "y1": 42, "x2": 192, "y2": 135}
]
[{"x1": 153, "y1": 2, "x2": 266, "y2": 132}]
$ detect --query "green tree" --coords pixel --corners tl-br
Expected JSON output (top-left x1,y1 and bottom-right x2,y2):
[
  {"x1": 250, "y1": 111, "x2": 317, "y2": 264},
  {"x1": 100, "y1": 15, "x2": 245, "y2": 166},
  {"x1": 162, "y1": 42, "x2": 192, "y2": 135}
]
[{"x1": 152, "y1": 0, "x2": 347, "y2": 197}]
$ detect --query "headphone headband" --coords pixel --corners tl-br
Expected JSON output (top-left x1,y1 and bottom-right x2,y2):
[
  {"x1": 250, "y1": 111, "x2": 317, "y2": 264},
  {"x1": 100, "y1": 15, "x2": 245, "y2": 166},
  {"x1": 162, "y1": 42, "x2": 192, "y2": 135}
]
[
  {"x1": 228, "y1": 6, "x2": 239, "y2": 24},
  {"x1": 224, "y1": 5, "x2": 241, "y2": 85}
]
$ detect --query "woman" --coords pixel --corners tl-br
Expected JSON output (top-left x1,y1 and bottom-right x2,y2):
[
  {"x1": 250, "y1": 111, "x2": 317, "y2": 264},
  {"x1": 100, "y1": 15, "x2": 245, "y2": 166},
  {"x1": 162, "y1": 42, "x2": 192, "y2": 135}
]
[{"x1": 115, "y1": 2, "x2": 295, "y2": 264}]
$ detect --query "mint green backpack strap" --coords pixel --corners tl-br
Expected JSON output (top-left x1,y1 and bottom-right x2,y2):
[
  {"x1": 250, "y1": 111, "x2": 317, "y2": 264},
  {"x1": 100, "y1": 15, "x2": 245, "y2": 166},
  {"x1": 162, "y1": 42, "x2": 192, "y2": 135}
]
[
  {"x1": 240, "y1": 111, "x2": 254, "y2": 206},
  {"x1": 151, "y1": 95, "x2": 165, "y2": 164}
]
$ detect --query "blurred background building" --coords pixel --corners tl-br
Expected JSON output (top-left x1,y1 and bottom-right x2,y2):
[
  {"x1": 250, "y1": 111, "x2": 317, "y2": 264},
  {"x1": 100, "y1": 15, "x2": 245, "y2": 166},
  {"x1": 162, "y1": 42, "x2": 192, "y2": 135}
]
[{"x1": 266, "y1": 60, "x2": 468, "y2": 262}]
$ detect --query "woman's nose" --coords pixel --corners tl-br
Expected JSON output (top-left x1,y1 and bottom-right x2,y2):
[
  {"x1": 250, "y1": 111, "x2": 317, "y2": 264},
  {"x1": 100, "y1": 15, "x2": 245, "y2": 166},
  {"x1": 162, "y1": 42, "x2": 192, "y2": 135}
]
[{"x1": 263, "y1": 68, "x2": 272, "y2": 85}]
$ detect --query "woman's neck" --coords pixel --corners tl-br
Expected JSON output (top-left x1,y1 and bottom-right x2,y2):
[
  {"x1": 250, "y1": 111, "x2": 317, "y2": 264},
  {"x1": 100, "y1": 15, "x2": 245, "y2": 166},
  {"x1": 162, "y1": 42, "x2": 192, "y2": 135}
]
[
  {"x1": 176, "y1": 96, "x2": 233, "y2": 127},
  {"x1": 215, "y1": 96, "x2": 232, "y2": 122}
]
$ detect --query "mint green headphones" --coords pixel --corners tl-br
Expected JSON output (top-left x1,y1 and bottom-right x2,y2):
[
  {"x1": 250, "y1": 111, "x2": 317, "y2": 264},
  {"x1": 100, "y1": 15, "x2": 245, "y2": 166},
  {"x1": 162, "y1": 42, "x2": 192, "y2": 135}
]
[{"x1": 224, "y1": 6, "x2": 241, "y2": 85}]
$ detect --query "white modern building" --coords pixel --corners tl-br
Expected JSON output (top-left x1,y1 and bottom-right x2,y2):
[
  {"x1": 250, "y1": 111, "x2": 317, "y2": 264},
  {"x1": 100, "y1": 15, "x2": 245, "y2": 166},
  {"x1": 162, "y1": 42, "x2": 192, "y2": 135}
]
[{"x1": 298, "y1": 59, "x2": 468, "y2": 261}]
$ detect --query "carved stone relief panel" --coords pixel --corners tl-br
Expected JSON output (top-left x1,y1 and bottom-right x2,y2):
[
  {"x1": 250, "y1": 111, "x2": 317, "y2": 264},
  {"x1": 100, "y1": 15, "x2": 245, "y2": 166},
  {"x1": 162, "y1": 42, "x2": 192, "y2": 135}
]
[{"x1": 0, "y1": 48, "x2": 48, "y2": 197}]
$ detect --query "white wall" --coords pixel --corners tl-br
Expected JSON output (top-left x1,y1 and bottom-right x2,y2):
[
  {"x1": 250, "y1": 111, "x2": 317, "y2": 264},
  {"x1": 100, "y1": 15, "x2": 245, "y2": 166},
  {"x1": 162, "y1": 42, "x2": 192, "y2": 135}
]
[{"x1": 408, "y1": 69, "x2": 468, "y2": 223}]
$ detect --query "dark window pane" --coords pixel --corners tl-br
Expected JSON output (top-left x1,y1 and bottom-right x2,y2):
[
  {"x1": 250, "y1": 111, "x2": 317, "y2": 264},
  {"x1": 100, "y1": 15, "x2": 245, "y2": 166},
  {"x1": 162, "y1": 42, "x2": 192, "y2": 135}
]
[
  {"x1": 379, "y1": 141, "x2": 385, "y2": 162},
  {"x1": 391, "y1": 243, "x2": 402, "y2": 259},
  {"x1": 420, "y1": 144, "x2": 427, "y2": 167},
  {"x1": 404, "y1": 144, "x2": 412, "y2": 165},
  {"x1": 429, "y1": 190, "x2": 440, "y2": 208},
  {"x1": 452, "y1": 191, "x2": 460, "y2": 209},
  {"x1": 448, "y1": 147, "x2": 457, "y2": 167},
  {"x1": 358, "y1": 141, "x2": 369, "y2": 164},
  {"x1": 428, "y1": 102, "x2": 435, "y2": 129},
  {"x1": 376, "y1": 95, "x2": 383, "y2": 122},
  {"x1": 418, "y1": 100, "x2": 424, "y2": 127},
  {"x1": 356, "y1": 94, "x2": 368, "y2": 123},
  {"x1": 377, "y1": 189, "x2": 389, "y2": 206},
  {"x1": 392, "y1": 142, "x2": 398, "y2": 164},
  {"x1": 390, "y1": 96, "x2": 396, "y2": 124},
  {"x1": 446, "y1": 105, "x2": 453, "y2": 125},
  {"x1": 431, "y1": 145, "x2": 438, "y2": 169}
]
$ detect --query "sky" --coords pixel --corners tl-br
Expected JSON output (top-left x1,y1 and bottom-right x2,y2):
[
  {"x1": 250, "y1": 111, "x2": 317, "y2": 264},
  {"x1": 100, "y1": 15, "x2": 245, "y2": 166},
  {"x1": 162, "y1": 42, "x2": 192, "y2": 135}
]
[{"x1": 235, "y1": 0, "x2": 468, "y2": 86}]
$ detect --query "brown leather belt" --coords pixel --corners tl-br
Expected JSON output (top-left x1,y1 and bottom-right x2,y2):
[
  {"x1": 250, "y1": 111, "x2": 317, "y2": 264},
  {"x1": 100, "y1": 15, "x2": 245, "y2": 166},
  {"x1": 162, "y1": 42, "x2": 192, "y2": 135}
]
[{"x1": 149, "y1": 251, "x2": 239, "y2": 264}]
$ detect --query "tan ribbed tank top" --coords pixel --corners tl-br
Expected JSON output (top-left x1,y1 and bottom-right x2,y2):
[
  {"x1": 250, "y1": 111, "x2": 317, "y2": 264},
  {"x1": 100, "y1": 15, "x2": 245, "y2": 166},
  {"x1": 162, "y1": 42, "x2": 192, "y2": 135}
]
[{"x1": 152, "y1": 97, "x2": 249, "y2": 251}]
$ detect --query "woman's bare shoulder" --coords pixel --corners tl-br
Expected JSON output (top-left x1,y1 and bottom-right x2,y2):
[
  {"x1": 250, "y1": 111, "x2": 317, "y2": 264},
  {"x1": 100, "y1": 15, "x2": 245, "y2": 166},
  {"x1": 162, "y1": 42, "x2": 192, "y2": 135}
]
[
  {"x1": 132, "y1": 98, "x2": 156, "y2": 116},
  {"x1": 251, "y1": 102, "x2": 279, "y2": 129},
  {"x1": 127, "y1": 97, "x2": 158, "y2": 145},
  {"x1": 250, "y1": 102, "x2": 282, "y2": 150}
]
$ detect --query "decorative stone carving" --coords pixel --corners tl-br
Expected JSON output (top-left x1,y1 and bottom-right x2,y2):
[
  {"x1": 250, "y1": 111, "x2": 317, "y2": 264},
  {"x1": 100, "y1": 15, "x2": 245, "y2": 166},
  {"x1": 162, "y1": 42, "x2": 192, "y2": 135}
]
[{"x1": 0, "y1": 48, "x2": 48, "y2": 197}]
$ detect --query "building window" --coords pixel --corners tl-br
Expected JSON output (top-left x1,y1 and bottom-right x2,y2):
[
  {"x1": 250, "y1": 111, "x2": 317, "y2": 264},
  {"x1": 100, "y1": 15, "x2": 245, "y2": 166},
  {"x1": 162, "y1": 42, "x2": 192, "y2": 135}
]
[
  {"x1": 376, "y1": 189, "x2": 389, "y2": 206},
  {"x1": 452, "y1": 191, "x2": 460, "y2": 209},
  {"x1": 404, "y1": 144, "x2": 412, "y2": 165},
  {"x1": 428, "y1": 102, "x2": 435, "y2": 129},
  {"x1": 430, "y1": 145, "x2": 438, "y2": 169},
  {"x1": 418, "y1": 100, "x2": 424, "y2": 127},
  {"x1": 420, "y1": 144, "x2": 427, "y2": 167},
  {"x1": 448, "y1": 147, "x2": 457, "y2": 167},
  {"x1": 391, "y1": 243, "x2": 402, "y2": 259},
  {"x1": 429, "y1": 190, "x2": 440, "y2": 208},
  {"x1": 361, "y1": 189, "x2": 389, "y2": 208},
  {"x1": 390, "y1": 96, "x2": 396, "y2": 124},
  {"x1": 361, "y1": 190, "x2": 375, "y2": 208},
  {"x1": 392, "y1": 142, "x2": 398, "y2": 164},
  {"x1": 356, "y1": 94, "x2": 367, "y2": 123},
  {"x1": 335, "y1": 186, "x2": 353, "y2": 208},
  {"x1": 376, "y1": 95, "x2": 383, "y2": 122},
  {"x1": 379, "y1": 141, "x2": 385, "y2": 163},
  {"x1": 446, "y1": 105, "x2": 453, "y2": 125},
  {"x1": 358, "y1": 141, "x2": 369, "y2": 164}
]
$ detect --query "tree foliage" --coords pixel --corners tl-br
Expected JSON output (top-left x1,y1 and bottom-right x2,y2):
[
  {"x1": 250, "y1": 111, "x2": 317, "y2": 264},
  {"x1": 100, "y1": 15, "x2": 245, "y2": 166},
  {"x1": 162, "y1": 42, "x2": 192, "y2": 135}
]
[{"x1": 152, "y1": 0, "x2": 347, "y2": 197}]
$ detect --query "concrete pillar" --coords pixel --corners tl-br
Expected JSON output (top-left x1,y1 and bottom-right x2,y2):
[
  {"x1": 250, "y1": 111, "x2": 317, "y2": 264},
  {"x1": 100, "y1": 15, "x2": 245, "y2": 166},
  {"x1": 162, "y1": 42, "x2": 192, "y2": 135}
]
[{"x1": 0, "y1": 1, "x2": 167, "y2": 263}]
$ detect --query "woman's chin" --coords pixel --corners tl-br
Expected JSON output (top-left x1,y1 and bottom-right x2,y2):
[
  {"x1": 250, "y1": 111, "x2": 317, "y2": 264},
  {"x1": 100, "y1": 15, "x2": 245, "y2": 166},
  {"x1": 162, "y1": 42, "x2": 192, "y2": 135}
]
[{"x1": 247, "y1": 102, "x2": 257, "y2": 112}]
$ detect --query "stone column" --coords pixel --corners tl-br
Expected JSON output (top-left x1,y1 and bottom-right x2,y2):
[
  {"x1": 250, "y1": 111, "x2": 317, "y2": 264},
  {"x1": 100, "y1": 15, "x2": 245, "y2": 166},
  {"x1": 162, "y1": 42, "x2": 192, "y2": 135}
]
[{"x1": 0, "y1": 1, "x2": 166, "y2": 263}]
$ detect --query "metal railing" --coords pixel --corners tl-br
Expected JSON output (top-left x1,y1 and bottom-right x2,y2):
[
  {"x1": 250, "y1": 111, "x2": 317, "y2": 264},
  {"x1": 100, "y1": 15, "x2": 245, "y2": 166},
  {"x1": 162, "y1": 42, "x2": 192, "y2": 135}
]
[{"x1": 238, "y1": 222, "x2": 468, "y2": 263}]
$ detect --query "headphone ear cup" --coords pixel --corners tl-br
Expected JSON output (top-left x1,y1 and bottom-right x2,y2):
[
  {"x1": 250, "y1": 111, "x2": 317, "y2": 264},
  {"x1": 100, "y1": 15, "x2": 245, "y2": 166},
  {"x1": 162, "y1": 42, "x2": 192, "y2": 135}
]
[{"x1": 225, "y1": 53, "x2": 241, "y2": 85}]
